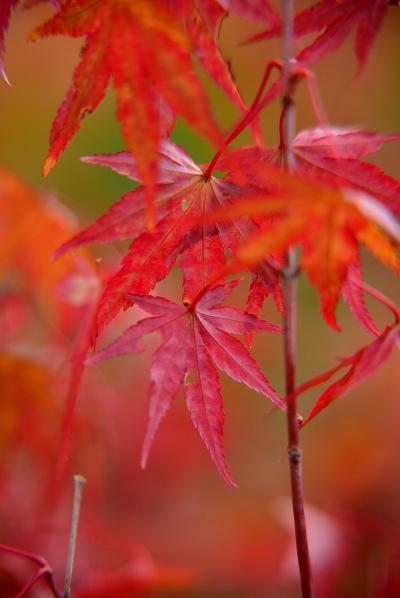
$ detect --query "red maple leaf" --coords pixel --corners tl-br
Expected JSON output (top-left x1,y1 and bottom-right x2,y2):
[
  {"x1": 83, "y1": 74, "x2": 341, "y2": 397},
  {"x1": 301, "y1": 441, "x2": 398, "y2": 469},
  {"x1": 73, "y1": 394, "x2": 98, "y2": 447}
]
[
  {"x1": 87, "y1": 280, "x2": 284, "y2": 486},
  {"x1": 219, "y1": 127, "x2": 400, "y2": 215},
  {"x1": 341, "y1": 259, "x2": 380, "y2": 337},
  {"x1": 283, "y1": 282, "x2": 400, "y2": 425},
  {"x1": 294, "y1": 0, "x2": 396, "y2": 68},
  {"x1": 56, "y1": 140, "x2": 282, "y2": 340},
  {"x1": 29, "y1": 0, "x2": 223, "y2": 225},
  {"x1": 216, "y1": 128, "x2": 400, "y2": 332},
  {"x1": 206, "y1": 165, "x2": 400, "y2": 329},
  {"x1": 173, "y1": 1, "x2": 249, "y2": 115},
  {"x1": 249, "y1": 0, "x2": 399, "y2": 69},
  {"x1": 295, "y1": 324, "x2": 399, "y2": 426}
]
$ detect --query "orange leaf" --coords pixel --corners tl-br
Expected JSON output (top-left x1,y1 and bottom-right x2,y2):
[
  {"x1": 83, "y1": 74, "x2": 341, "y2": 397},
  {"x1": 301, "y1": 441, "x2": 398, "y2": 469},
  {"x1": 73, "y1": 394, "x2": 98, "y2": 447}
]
[
  {"x1": 207, "y1": 167, "x2": 400, "y2": 328},
  {"x1": 0, "y1": 352, "x2": 58, "y2": 458},
  {"x1": 0, "y1": 166, "x2": 96, "y2": 317}
]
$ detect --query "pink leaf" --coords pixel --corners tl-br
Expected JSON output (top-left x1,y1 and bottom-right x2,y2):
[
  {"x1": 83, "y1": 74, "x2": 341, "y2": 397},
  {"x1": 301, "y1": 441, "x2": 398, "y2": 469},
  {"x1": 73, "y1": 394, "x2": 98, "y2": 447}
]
[
  {"x1": 88, "y1": 283, "x2": 283, "y2": 484},
  {"x1": 302, "y1": 326, "x2": 398, "y2": 426}
]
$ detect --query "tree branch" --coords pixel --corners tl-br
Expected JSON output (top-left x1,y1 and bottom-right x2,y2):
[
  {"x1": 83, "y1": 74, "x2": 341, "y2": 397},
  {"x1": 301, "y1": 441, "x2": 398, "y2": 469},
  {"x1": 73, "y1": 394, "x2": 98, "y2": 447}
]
[{"x1": 281, "y1": 1, "x2": 313, "y2": 596}]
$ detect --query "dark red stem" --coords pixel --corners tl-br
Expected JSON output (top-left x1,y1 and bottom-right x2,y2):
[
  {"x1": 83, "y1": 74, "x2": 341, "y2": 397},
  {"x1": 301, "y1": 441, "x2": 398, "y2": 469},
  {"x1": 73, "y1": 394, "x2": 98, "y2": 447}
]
[
  {"x1": 204, "y1": 60, "x2": 282, "y2": 179},
  {"x1": 0, "y1": 544, "x2": 60, "y2": 597},
  {"x1": 281, "y1": 0, "x2": 313, "y2": 596}
]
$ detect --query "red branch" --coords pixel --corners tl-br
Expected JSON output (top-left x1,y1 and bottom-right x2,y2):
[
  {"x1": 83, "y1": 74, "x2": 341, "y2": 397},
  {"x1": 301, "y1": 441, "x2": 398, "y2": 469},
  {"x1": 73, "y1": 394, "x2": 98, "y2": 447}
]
[{"x1": 281, "y1": 0, "x2": 313, "y2": 596}]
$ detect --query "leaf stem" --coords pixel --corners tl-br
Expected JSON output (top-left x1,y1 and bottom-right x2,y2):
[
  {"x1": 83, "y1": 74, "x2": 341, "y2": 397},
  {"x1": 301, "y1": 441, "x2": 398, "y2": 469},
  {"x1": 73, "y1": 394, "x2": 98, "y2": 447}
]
[
  {"x1": 63, "y1": 475, "x2": 86, "y2": 598},
  {"x1": 204, "y1": 60, "x2": 282, "y2": 179},
  {"x1": 0, "y1": 545, "x2": 60, "y2": 597},
  {"x1": 281, "y1": 1, "x2": 313, "y2": 596}
]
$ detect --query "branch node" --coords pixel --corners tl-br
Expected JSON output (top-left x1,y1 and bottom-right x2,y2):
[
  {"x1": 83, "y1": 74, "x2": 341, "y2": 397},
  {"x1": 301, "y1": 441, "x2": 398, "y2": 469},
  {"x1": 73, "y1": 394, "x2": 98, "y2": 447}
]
[{"x1": 288, "y1": 446, "x2": 302, "y2": 463}]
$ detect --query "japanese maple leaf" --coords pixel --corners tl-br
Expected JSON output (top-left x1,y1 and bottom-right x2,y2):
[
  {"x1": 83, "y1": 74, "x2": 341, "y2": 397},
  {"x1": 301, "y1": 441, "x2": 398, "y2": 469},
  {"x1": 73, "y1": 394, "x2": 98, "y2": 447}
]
[
  {"x1": 56, "y1": 140, "x2": 282, "y2": 340},
  {"x1": 219, "y1": 127, "x2": 400, "y2": 215},
  {"x1": 250, "y1": 0, "x2": 398, "y2": 69},
  {"x1": 294, "y1": 0, "x2": 397, "y2": 68},
  {"x1": 30, "y1": 0, "x2": 222, "y2": 225},
  {"x1": 87, "y1": 280, "x2": 284, "y2": 486},
  {"x1": 341, "y1": 259, "x2": 380, "y2": 337},
  {"x1": 207, "y1": 166, "x2": 400, "y2": 329},
  {"x1": 217, "y1": 128, "x2": 400, "y2": 332},
  {"x1": 290, "y1": 281, "x2": 400, "y2": 423},
  {"x1": 293, "y1": 322, "x2": 400, "y2": 426},
  {"x1": 169, "y1": 0, "x2": 263, "y2": 144}
]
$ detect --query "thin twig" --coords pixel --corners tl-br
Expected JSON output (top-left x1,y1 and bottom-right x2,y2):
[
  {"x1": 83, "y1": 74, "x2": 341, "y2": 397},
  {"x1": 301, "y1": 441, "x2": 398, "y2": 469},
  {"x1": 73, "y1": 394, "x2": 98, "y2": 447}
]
[
  {"x1": 63, "y1": 475, "x2": 86, "y2": 598},
  {"x1": 281, "y1": 0, "x2": 313, "y2": 596}
]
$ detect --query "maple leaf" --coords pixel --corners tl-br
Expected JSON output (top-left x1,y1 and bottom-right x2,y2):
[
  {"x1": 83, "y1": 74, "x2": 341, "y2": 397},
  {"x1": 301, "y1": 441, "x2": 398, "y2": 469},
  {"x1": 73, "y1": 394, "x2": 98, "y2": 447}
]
[
  {"x1": 87, "y1": 280, "x2": 284, "y2": 486},
  {"x1": 0, "y1": 166, "x2": 97, "y2": 319},
  {"x1": 206, "y1": 165, "x2": 400, "y2": 329},
  {"x1": 29, "y1": 0, "x2": 222, "y2": 225},
  {"x1": 285, "y1": 283, "x2": 400, "y2": 425},
  {"x1": 294, "y1": 0, "x2": 395, "y2": 68},
  {"x1": 219, "y1": 127, "x2": 400, "y2": 215},
  {"x1": 341, "y1": 259, "x2": 380, "y2": 337},
  {"x1": 250, "y1": 0, "x2": 398, "y2": 68},
  {"x1": 217, "y1": 128, "x2": 400, "y2": 331},
  {"x1": 182, "y1": 0, "x2": 281, "y2": 113},
  {"x1": 167, "y1": 0, "x2": 264, "y2": 145},
  {"x1": 56, "y1": 140, "x2": 282, "y2": 339},
  {"x1": 294, "y1": 323, "x2": 399, "y2": 427},
  {"x1": 173, "y1": 0, "x2": 245, "y2": 110}
]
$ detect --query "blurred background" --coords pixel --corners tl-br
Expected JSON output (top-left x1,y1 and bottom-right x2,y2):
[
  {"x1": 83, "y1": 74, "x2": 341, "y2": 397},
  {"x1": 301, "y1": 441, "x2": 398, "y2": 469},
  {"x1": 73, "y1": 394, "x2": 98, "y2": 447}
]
[{"x1": 0, "y1": 2, "x2": 399, "y2": 596}]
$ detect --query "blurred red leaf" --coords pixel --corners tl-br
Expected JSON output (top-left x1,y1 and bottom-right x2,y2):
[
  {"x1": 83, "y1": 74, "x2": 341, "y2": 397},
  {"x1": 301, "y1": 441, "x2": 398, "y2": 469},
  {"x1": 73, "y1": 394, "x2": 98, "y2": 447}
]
[
  {"x1": 220, "y1": 127, "x2": 400, "y2": 215},
  {"x1": 0, "y1": 166, "x2": 96, "y2": 320},
  {"x1": 249, "y1": 0, "x2": 396, "y2": 69},
  {"x1": 0, "y1": 353, "x2": 58, "y2": 461}
]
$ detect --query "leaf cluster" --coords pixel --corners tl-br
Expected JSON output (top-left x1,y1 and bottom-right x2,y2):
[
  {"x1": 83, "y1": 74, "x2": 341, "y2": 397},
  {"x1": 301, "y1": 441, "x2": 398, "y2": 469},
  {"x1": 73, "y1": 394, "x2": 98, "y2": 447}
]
[{"x1": 1, "y1": 0, "x2": 399, "y2": 487}]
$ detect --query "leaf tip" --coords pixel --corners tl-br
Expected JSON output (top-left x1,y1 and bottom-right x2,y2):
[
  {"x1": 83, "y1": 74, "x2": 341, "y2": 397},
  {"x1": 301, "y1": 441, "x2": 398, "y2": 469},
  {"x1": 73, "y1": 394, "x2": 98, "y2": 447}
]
[
  {"x1": 227, "y1": 476, "x2": 239, "y2": 489},
  {"x1": 0, "y1": 65, "x2": 11, "y2": 86},
  {"x1": 322, "y1": 299, "x2": 341, "y2": 332},
  {"x1": 43, "y1": 155, "x2": 56, "y2": 177},
  {"x1": 141, "y1": 436, "x2": 154, "y2": 471}
]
